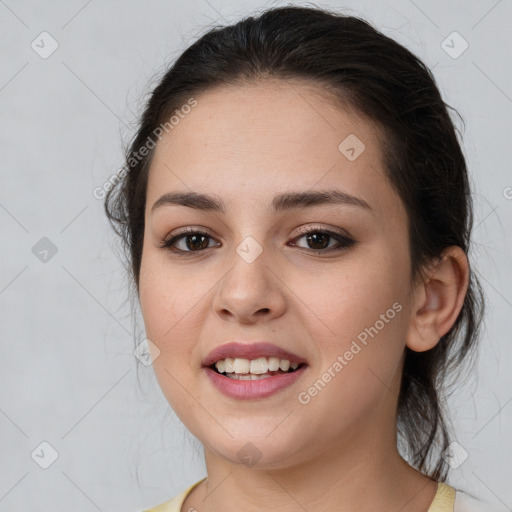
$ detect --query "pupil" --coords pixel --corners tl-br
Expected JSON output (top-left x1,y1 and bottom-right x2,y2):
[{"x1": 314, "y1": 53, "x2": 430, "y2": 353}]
[
  {"x1": 307, "y1": 233, "x2": 329, "y2": 250},
  {"x1": 186, "y1": 234, "x2": 209, "y2": 251}
]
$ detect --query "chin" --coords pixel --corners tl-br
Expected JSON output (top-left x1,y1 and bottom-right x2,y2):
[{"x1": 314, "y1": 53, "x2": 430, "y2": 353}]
[{"x1": 201, "y1": 427, "x2": 310, "y2": 470}]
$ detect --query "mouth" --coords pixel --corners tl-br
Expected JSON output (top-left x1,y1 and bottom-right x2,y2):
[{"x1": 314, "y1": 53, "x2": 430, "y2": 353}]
[{"x1": 202, "y1": 342, "x2": 309, "y2": 399}]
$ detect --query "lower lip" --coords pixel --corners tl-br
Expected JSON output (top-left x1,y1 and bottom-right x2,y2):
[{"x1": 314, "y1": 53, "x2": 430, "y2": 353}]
[{"x1": 203, "y1": 366, "x2": 307, "y2": 400}]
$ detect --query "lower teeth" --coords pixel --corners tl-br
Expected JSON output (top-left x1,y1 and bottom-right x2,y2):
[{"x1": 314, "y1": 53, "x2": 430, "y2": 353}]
[
  {"x1": 225, "y1": 373, "x2": 272, "y2": 380},
  {"x1": 221, "y1": 368, "x2": 296, "y2": 380}
]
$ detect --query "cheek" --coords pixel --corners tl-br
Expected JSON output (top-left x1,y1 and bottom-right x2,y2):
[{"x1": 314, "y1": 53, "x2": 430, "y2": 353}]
[
  {"x1": 139, "y1": 253, "x2": 209, "y2": 420},
  {"x1": 299, "y1": 250, "x2": 406, "y2": 329},
  {"x1": 138, "y1": 252, "x2": 209, "y2": 374},
  {"x1": 290, "y1": 247, "x2": 410, "y2": 383},
  {"x1": 291, "y1": 257, "x2": 408, "y2": 431},
  {"x1": 140, "y1": 249, "x2": 206, "y2": 330}
]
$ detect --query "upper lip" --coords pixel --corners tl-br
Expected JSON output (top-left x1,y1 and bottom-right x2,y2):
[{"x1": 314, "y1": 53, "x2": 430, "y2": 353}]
[{"x1": 202, "y1": 342, "x2": 308, "y2": 367}]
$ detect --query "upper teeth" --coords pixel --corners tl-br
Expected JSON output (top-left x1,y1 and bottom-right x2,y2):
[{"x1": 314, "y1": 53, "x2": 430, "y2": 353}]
[{"x1": 215, "y1": 357, "x2": 300, "y2": 374}]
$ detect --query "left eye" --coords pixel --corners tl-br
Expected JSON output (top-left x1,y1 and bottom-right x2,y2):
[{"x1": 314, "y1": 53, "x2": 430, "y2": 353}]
[{"x1": 291, "y1": 230, "x2": 355, "y2": 252}]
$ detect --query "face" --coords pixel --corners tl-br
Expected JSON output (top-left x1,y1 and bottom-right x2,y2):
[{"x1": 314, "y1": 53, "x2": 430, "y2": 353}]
[{"x1": 139, "y1": 79, "x2": 414, "y2": 469}]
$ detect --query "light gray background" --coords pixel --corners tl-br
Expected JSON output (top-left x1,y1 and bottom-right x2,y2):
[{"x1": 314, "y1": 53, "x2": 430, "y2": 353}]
[{"x1": 0, "y1": 0, "x2": 511, "y2": 511}]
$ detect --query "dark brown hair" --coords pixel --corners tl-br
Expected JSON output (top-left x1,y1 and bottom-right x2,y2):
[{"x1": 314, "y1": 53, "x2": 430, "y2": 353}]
[{"x1": 105, "y1": 5, "x2": 484, "y2": 480}]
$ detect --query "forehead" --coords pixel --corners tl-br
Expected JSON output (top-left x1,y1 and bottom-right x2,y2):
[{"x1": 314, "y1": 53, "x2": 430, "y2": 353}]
[{"x1": 146, "y1": 79, "x2": 403, "y2": 223}]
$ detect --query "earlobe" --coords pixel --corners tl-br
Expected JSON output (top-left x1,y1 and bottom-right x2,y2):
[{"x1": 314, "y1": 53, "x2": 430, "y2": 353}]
[{"x1": 406, "y1": 246, "x2": 469, "y2": 353}]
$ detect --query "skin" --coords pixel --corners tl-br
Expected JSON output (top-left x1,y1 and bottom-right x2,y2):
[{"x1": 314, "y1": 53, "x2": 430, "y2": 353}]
[{"x1": 138, "y1": 79, "x2": 469, "y2": 512}]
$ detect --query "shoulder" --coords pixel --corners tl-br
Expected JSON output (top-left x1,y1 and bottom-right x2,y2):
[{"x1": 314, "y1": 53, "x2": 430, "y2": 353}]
[
  {"x1": 141, "y1": 478, "x2": 206, "y2": 512},
  {"x1": 430, "y1": 482, "x2": 496, "y2": 512}
]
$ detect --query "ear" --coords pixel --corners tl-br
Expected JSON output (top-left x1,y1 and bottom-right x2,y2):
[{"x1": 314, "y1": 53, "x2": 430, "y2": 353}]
[{"x1": 406, "y1": 246, "x2": 470, "y2": 352}]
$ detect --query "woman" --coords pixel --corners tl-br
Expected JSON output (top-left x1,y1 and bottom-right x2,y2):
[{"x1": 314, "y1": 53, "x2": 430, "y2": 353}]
[{"x1": 105, "y1": 6, "x2": 488, "y2": 511}]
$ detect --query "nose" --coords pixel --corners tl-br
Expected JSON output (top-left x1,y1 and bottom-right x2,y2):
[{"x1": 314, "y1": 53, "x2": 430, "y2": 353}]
[{"x1": 212, "y1": 245, "x2": 287, "y2": 325}]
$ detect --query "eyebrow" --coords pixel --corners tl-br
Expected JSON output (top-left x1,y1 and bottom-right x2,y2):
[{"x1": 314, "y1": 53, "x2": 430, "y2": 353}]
[{"x1": 151, "y1": 189, "x2": 373, "y2": 214}]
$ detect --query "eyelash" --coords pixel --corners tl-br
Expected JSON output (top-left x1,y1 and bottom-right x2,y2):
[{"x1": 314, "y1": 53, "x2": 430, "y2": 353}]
[{"x1": 159, "y1": 226, "x2": 356, "y2": 256}]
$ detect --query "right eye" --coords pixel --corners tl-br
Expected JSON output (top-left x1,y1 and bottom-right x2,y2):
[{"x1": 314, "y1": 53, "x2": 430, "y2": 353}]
[{"x1": 160, "y1": 228, "x2": 220, "y2": 254}]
